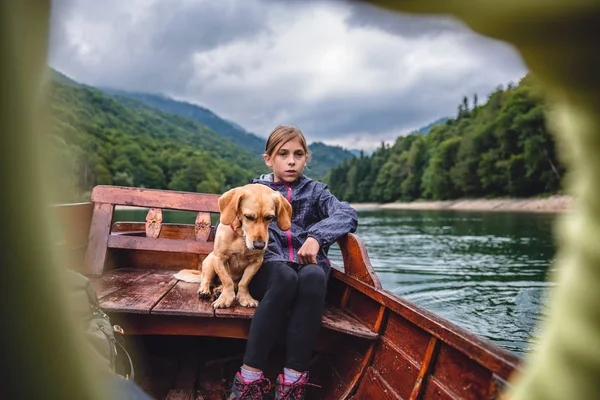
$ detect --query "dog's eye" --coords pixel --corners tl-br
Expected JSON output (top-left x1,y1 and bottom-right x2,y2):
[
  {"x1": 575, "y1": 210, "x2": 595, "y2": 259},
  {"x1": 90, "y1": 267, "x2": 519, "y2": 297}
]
[
  {"x1": 264, "y1": 216, "x2": 274, "y2": 221},
  {"x1": 245, "y1": 215, "x2": 255, "y2": 221}
]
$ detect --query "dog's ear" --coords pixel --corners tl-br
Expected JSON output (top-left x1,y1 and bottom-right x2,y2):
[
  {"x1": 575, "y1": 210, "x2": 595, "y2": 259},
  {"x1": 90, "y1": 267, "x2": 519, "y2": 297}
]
[
  {"x1": 219, "y1": 187, "x2": 244, "y2": 225},
  {"x1": 274, "y1": 193, "x2": 292, "y2": 231}
]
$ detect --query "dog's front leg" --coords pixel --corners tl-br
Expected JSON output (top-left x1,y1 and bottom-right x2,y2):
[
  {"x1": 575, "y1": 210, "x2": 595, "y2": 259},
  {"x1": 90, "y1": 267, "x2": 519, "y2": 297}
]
[
  {"x1": 236, "y1": 260, "x2": 262, "y2": 308},
  {"x1": 198, "y1": 254, "x2": 216, "y2": 299},
  {"x1": 211, "y1": 256, "x2": 236, "y2": 309}
]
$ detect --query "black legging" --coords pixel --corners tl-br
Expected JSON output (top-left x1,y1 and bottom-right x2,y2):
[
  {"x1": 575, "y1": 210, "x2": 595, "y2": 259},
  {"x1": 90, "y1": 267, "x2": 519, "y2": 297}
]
[{"x1": 243, "y1": 261, "x2": 329, "y2": 372}]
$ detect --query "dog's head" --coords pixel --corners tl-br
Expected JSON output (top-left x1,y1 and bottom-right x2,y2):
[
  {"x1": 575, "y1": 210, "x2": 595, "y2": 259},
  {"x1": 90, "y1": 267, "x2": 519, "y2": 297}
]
[{"x1": 218, "y1": 184, "x2": 292, "y2": 251}]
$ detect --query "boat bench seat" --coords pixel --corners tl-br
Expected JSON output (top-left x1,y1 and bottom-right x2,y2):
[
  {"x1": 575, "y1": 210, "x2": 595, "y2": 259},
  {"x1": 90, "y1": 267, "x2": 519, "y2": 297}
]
[
  {"x1": 83, "y1": 186, "x2": 378, "y2": 340},
  {"x1": 91, "y1": 268, "x2": 378, "y2": 340}
]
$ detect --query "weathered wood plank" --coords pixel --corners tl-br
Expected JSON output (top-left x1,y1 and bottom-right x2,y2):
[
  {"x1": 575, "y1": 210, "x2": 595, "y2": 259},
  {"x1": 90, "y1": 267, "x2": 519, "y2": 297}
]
[
  {"x1": 111, "y1": 230, "x2": 146, "y2": 237},
  {"x1": 371, "y1": 338, "x2": 420, "y2": 399},
  {"x1": 214, "y1": 303, "x2": 257, "y2": 319},
  {"x1": 91, "y1": 185, "x2": 220, "y2": 213},
  {"x1": 108, "y1": 299, "x2": 376, "y2": 342},
  {"x1": 110, "y1": 249, "x2": 200, "y2": 271},
  {"x1": 108, "y1": 313, "x2": 252, "y2": 338},
  {"x1": 153, "y1": 281, "x2": 215, "y2": 317},
  {"x1": 112, "y1": 222, "x2": 198, "y2": 240},
  {"x1": 354, "y1": 367, "x2": 401, "y2": 400},
  {"x1": 339, "y1": 344, "x2": 377, "y2": 400},
  {"x1": 99, "y1": 270, "x2": 177, "y2": 314},
  {"x1": 145, "y1": 208, "x2": 163, "y2": 238},
  {"x1": 429, "y1": 342, "x2": 492, "y2": 400},
  {"x1": 84, "y1": 202, "x2": 114, "y2": 276},
  {"x1": 410, "y1": 337, "x2": 439, "y2": 400},
  {"x1": 422, "y1": 376, "x2": 460, "y2": 400},
  {"x1": 328, "y1": 305, "x2": 384, "y2": 399},
  {"x1": 90, "y1": 268, "x2": 153, "y2": 299},
  {"x1": 384, "y1": 312, "x2": 431, "y2": 366},
  {"x1": 107, "y1": 235, "x2": 214, "y2": 255},
  {"x1": 212, "y1": 302, "x2": 379, "y2": 340},
  {"x1": 319, "y1": 341, "x2": 372, "y2": 400},
  {"x1": 345, "y1": 289, "x2": 382, "y2": 330},
  {"x1": 330, "y1": 268, "x2": 520, "y2": 380},
  {"x1": 322, "y1": 304, "x2": 379, "y2": 340}
]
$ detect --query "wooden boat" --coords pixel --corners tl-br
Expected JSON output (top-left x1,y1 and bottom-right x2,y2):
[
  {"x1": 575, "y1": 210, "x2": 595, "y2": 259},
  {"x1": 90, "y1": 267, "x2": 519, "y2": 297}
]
[{"x1": 55, "y1": 185, "x2": 521, "y2": 399}]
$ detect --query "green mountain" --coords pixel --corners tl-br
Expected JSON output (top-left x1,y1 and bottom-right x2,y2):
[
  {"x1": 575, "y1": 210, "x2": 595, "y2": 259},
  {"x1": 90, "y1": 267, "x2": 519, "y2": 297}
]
[
  {"x1": 307, "y1": 142, "x2": 356, "y2": 180},
  {"x1": 326, "y1": 74, "x2": 564, "y2": 203},
  {"x1": 101, "y1": 89, "x2": 266, "y2": 155},
  {"x1": 48, "y1": 70, "x2": 267, "y2": 202},
  {"x1": 49, "y1": 69, "x2": 82, "y2": 87},
  {"x1": 102, "y1": 89, "x2": 355, "y2": 179}
]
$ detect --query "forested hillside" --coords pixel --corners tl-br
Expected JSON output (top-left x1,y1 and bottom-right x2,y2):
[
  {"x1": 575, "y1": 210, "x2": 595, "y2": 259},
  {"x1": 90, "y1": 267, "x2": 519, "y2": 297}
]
[
  {"x1": 48, "y1": 77, "x2": 267, "y2": 202},
  {"x1": 326, "y1": 75, "x2": 564, "y2": 203},
  {"x1": 103, "y1": 89, "x2": 356, "y2": 179},
  {"x1": 102, "y1": 89, "x2": 267, "y2": 155}
]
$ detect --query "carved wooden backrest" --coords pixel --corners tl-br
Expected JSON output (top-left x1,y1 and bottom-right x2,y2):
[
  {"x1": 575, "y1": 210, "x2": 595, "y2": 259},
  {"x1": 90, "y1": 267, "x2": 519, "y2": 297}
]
[
  {"x1": 83, "y1": 185, "x2": 219, "y2": 276},
  {"x1": 84, "y1": 185, "x2": 381, "y2": 292}
]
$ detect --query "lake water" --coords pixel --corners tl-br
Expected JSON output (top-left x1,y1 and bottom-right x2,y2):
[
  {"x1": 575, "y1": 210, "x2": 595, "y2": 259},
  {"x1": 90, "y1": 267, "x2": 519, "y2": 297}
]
[{"x1": 115, "y1": 208, "x2": 558, "y2": 357}]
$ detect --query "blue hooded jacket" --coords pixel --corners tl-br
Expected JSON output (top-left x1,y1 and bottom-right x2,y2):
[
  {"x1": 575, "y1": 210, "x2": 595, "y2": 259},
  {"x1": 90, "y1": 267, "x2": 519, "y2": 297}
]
[{"x1": 251, "y1": 173, "x2": 358, "y2": 271}]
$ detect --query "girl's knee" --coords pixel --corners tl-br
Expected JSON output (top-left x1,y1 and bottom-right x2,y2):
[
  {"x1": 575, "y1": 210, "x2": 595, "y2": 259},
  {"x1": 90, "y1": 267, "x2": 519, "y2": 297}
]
[
  {"x1": 300, "y1": 264, "x2": 327, "y2": 282},
  {"x1": 298, "y1": 265, "x2": 327, "y2": 294},
  {"x1": 274, "y1": 264, "x2": 299, "y2": 293}
]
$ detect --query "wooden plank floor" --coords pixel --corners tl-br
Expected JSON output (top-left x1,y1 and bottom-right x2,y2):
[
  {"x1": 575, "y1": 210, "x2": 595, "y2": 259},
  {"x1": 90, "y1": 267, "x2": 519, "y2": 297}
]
[{"x1": 91, "y1": 268, "x2": 379, "y2": 340}]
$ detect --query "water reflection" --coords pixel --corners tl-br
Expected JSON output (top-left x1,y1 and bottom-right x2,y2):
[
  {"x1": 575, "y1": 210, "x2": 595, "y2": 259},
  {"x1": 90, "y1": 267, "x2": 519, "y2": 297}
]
[{"x1": 329, "y1": 209, "x2": 557, "y2": 356}]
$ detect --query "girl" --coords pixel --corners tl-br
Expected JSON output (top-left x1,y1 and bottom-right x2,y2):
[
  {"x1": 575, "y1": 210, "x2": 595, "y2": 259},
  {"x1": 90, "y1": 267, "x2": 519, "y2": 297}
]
[{"x1": 229, "y1": 125, "x2": 358, "y2": 400}]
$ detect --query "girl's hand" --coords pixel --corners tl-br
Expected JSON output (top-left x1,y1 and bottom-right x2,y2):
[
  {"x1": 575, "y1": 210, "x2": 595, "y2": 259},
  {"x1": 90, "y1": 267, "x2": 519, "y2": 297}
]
[{"x1": 298, "y1": 237, "x2": 320, "y2": 264}]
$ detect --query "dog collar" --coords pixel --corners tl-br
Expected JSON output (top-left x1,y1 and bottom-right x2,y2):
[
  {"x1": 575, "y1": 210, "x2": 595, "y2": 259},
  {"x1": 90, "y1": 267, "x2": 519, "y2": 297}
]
[{"x1": 230, "y1": 224, "x2": 240, "y2": 236}]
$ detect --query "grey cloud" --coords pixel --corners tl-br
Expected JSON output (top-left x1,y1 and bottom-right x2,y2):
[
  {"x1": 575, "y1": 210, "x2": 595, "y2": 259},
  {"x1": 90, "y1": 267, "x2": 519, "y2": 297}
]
[
  {"x1": 275, "y1": 87, "x2": 456, "y2": 142},
  {"x1": 149, "y1": 2, "x2": 271, "y2": 55},
  {"x1": 195, "y1": 80, "x2": 452, "y2": 144},
  {"x1": 49, "y1": 0, "x2": 270, "y2": 93}
]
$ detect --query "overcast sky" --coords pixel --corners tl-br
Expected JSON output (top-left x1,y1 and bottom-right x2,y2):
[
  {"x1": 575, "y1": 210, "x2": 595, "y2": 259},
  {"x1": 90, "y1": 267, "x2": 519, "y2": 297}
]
[{"x1": 49, "y1": 0, "x2": 527, "y2": 151}]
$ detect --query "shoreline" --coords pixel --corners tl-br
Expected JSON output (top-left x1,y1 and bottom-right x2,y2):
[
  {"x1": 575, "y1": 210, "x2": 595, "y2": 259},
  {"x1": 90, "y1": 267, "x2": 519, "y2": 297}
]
[
  {"x1": 351, "y1": 195, "x2": 573, "y2": 213},
  {"x1": 116, "y1": 196, "x2": 573, "y2": 214}
]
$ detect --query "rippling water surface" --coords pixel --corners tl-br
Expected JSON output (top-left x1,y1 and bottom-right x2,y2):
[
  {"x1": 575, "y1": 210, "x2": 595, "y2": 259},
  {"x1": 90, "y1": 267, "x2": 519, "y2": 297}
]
[{"x1": 329, "y1": 209, "x2": 558, "y2": 357}]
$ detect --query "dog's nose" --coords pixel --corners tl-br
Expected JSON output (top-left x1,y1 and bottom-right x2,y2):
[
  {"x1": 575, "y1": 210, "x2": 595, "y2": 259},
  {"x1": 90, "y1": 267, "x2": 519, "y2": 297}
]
[{"x1": 253, "y1": 240, "x2": 266, "y2": 250}]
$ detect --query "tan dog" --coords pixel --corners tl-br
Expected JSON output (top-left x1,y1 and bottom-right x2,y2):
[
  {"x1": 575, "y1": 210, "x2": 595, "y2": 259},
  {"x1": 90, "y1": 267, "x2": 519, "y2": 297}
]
[{"x1": 174, "y1": 184, "x2": 292, "y2": 308}]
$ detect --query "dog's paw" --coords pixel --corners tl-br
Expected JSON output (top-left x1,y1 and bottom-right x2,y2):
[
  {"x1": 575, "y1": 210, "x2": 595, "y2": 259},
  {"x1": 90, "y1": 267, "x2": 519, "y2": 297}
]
[
  {"x1": 236, "y1": 293, "x2": 259, "y2": 308},
  {"x1": 197, "y1": 284, "x2": 212, "y2": 299},
  {"x1": 212, "y1": 291, "x2": 235, "y2": 309}
]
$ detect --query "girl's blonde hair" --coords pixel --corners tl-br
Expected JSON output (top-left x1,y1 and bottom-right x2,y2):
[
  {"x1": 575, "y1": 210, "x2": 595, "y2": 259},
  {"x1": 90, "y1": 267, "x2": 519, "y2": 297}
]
[{"x1": 264, "y1": 125, "x2": 311, "y2": 162}]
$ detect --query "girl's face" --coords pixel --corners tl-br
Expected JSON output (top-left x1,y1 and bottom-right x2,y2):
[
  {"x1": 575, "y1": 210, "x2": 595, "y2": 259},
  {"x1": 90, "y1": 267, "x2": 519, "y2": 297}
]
[{"x1": 264, "y1": 138, "x2": 308, "y2": 183}]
